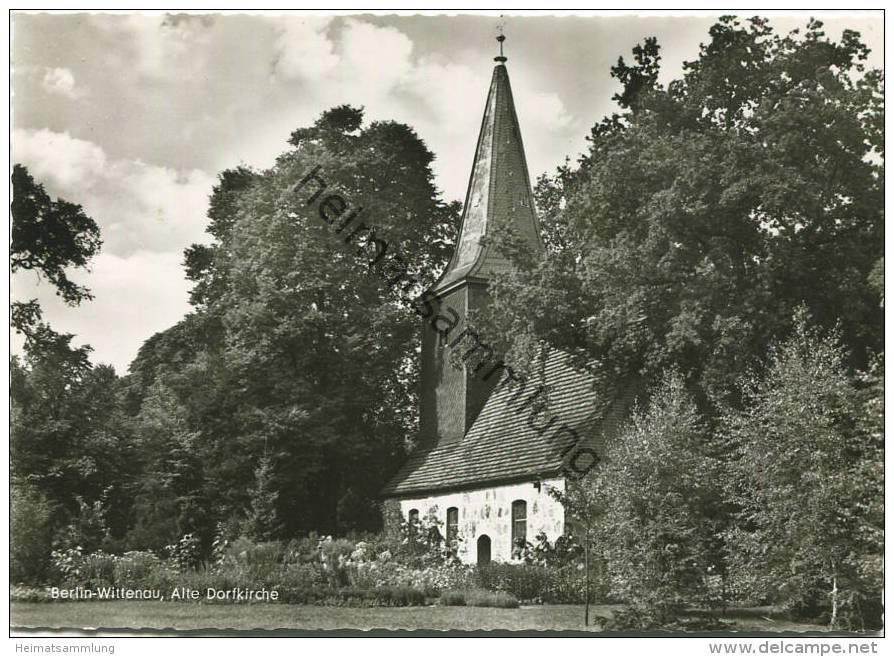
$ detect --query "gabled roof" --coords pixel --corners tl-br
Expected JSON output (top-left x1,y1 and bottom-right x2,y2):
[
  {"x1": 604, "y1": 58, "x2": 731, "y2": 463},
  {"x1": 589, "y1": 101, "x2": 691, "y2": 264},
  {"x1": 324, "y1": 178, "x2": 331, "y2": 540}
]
[
  {"x1": 382, "y1": 348, "x2": 612, "y2": 497},
  {"x1": 433, "y1": 61, "x2": 544, "y2": 293}
]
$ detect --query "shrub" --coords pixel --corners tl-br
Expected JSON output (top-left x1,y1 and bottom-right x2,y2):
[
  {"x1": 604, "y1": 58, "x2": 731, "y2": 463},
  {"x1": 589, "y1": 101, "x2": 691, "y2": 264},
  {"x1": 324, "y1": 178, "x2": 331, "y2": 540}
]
[
  {"x1": 318, "y1": 536, "x2": 355, "y2": 587},
  {"x1": 50, "y1": 547, "x2": 178, "y2": 591},
  {"x1": 601, "y1": 606, "x2": 732, "y2": 631},
  {"x1": 10, "y1": 485, "x2": 55, "y2": 585},
  {"x1": 374, "y1": 586, "x2": 427, "y2": 607},
  {"x1": 439, "y1": 590, "x2": 466, "y2": 606},
  {"x1": 439, "y1": 589, "x2": 519, "y2": 608},
  {"x1": 466, "y1": 589, "x2": 520, "y2": 608},
  {"x1": 166, "y1": 533, "x2": 202, "y2": 571},
  {"x1": 50, "y1": 547, "x2": 116, "y2": 588},
  {"x1": 285, "y1": 534, "x2": 327, "y2": 564},
  {"x1": 277, "y1": 585, "x2": 427, "y2": 607},
  {"x1": 272, "y1": 562, "x2": 327, "y2": 602},
  {"x1": 10, "y1": 585, "x2": 54, "y2": 603},
  {"x1": 475, "y1": 563, "x2": 551, "y2": 603},
  {"x1": 113, "y1": 551, "x2": 170, "y2": 589},
  {"x1": 530, "y1": 532, "x2": 584, "y2": 567},
  {"x1": 216, "y1": 537, "x2": 297, "y2": 582},
  {"x1": 473, "y1": 561, "x2": 605, "y2": 604}
]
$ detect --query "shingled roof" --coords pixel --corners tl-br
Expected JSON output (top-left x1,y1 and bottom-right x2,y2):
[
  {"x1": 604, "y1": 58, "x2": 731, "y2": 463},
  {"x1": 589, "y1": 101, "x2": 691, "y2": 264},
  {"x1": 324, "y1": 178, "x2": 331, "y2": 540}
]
[{"x1": 382, "y1": 348, "x2": 610, "y2": 497}]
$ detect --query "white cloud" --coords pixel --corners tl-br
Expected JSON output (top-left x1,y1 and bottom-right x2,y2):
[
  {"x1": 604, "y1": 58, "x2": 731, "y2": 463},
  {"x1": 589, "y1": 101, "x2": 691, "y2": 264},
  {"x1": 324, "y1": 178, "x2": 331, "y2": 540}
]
[
  {"x1": 12, "y1": 128, "x2": 216, "y2": 258},
  {"x1": 12, "y1": 128, "x2": 106, "y2": 188},
  {"x1": 88, "y1": 13, "x2": 213, "y2": 80},
  {"x1": 338, "y1": 19, "x2": 414, "y2": 96},
  {"x1": 273, "y1": 16, "x2": 339, "y2": 80},
  {"x1": 12, "y1": 128, "x2": 217, "y2": 371},
  {"x1": 12, "y1": 251, "x2": 193, "y2": 373},
  {"x1": 40, "y1": 67, "x2": 82, "y2": 99},
  {"x1": 253, "y1": 18, "x2": 574, "y2": 200}
]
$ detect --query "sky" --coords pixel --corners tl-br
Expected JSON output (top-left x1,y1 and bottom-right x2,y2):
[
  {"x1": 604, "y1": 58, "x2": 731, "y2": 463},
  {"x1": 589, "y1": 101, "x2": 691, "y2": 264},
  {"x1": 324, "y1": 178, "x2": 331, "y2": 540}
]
[{"x1": 10, "y1": 10, "x2": 884, "y2": 374}]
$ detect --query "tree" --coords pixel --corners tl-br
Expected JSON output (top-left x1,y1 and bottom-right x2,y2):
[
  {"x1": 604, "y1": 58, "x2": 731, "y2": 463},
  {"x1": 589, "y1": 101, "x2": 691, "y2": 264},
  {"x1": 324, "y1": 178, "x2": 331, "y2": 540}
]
[
  {"x1": 246, "y1": 456, "x2": 283, "y2": 542},
  {"x1": 183, "y1": 166, "x2": 260, "y2": 309},
  {"x1": 11, "y1": 340, "x2": 135, "y2": 562},
  {"x1": 562, "y1": 372, "x2": 722, "y2": 627},
  {"x1": 9, "y1": 164, "x2": 135, "y2": 573},
  {"x1": 207, "y1": 106, "x2": 456, "y2": 535},
  {"x1": 723, "y1": 308, "x2": 883, "y2": 629},
  {"x1": 11, "y1": 164, "x2": 102, "y2": 337},
  {"x1": 125, "y1": 105, "x2": 458, "y2": 542},
  {"x1": 10, "y1": 163, "x2": 103, "y2": 366},
  {"x1": 125, "y1": 377, "x2": 214, "y2": 552},
  {"x1": 478, "y1": 17, "x2": 883, "y2": 413},
  {"x1": 548, "y1": 477, "x2": 599, "y2": 626}
]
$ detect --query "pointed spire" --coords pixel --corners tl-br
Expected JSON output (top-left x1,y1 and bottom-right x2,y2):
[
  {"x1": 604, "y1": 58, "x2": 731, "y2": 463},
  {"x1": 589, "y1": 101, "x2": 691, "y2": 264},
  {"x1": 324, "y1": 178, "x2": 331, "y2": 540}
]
[{"x1": 433, "y1": 41, "x2": 543, "y2": 292}]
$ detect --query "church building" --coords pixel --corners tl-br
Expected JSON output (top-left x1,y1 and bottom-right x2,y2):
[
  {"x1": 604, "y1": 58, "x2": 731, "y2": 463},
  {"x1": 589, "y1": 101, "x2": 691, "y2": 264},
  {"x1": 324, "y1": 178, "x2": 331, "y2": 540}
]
[{"x1": 382, "y1": 38, "x2": 610, "y2": 565}]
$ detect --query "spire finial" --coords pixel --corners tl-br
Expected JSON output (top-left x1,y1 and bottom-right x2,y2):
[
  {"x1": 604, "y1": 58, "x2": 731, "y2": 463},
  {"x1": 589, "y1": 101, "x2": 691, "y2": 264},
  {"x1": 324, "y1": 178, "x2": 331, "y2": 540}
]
[{"x1": 494, "y1": 17, "x2": 507, "y2": 63}]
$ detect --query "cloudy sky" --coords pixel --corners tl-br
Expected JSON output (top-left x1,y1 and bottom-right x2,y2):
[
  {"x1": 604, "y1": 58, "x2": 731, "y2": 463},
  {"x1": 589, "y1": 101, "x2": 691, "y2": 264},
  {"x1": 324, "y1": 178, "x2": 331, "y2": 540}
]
[{"x1": 10, "y1": 10, "x2": 883, "y2": 373}]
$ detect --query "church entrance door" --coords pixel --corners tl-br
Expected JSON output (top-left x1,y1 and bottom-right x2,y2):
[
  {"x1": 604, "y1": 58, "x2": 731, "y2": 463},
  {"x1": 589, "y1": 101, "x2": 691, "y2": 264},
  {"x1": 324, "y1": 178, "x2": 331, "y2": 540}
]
[{"x1": 477, "y1": 535, "x2": 491, "y2": 566}]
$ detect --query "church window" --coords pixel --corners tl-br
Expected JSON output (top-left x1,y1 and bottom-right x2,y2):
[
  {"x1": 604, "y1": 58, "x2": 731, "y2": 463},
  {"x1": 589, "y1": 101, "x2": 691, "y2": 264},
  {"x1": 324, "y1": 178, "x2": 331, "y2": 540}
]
[
  {"x1": 408, "y1": 508, "x2": 419, "y2": 524},
  {"x1": 446, "y1": 507, "x2": 459, "y2": 544},
  {"x1": 511, "y1": 500, "x2": 527, "y2": 551}
]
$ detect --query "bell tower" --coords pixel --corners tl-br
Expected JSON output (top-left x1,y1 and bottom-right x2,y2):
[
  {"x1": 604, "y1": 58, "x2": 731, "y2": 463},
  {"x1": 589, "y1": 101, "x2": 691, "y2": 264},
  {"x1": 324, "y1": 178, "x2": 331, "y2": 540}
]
[{"x1": 420, "y1": 33, "x2": 545, "y2": 447}]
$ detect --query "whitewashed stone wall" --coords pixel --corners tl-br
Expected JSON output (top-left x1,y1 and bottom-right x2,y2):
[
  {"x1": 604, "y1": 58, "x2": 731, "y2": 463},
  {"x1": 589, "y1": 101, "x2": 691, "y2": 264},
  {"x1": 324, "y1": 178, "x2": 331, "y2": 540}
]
[{"x1": 398, "y1": 478, "x2": 566, "y2": 564}]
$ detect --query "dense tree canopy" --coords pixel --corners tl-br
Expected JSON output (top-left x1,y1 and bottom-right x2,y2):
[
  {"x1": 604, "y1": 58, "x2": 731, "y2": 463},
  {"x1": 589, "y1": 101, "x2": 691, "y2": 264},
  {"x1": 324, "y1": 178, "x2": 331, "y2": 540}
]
[
  {"x1": 126, "y1": 105, "x2": 458, "y2": 543},
  {"x1": 481, "y1": 17, "x2": 883, "y2": 411},
  {"x1": 11, "y1": 106, "x2": 459, "y2": 568},
  {"x1": 480, "y1": 16, "x2": 883, "y2": 629}
]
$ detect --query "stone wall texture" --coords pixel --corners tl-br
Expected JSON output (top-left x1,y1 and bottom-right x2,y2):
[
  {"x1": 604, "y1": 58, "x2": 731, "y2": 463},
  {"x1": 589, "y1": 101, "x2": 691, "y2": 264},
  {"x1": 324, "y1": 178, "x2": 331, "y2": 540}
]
[{"x1": 398, "y1": 477, "x2": 566, "y2": 564}]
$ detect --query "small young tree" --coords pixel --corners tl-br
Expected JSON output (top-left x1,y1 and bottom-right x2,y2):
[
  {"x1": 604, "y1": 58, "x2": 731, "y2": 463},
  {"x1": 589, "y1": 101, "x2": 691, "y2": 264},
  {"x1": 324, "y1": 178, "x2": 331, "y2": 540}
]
[
  {"x1": 559, "y1": 371, "x2": 723, "y2": 627},
  {"x1": 723, "y1": 308, "x2": 883, "y2": 629},
  {"x1": 247, "y1": 455, "x2": 283, "y2": 542},
  {"x1": 549, "y1": 477, "x2": 600, "y2": 626}
]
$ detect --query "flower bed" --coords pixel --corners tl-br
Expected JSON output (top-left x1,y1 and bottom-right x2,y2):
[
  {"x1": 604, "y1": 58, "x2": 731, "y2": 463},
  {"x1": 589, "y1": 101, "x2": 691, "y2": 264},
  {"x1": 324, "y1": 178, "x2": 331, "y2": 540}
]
[{"x1": 34, "y1": 532, "x2": 598, "y2": 607}]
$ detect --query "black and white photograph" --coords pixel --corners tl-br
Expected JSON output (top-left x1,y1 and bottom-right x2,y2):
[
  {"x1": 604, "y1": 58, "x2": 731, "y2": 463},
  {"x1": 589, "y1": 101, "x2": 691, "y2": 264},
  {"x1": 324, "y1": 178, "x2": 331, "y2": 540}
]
[{"x1": 7, "y1": 7, "x2": 886, "y2": 648}]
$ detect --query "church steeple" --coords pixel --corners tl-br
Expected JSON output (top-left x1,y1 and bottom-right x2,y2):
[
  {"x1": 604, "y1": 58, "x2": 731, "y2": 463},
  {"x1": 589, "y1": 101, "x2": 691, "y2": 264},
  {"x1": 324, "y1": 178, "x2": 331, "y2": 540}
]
[
  {"x1": 433, "y1": 35, "x2": 544, "y2": 293},
  {"x1": 420, "y1": 35, "x2": 544, "y2": 447}
]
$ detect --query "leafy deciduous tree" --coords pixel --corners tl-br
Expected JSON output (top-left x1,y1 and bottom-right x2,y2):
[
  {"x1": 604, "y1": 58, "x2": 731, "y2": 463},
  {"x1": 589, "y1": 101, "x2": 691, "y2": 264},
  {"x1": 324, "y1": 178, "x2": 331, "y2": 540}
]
[
  {"x1": 11, "y1": 164, "x2": 102, "y2": 332},
  {"x1": 723, "y1": 308, "x2": 883, "y2": 629},
  {"x1": 561, "y1": 372, "x2": 722, "y2": 627},
  {"x1": 480, "y1": 17, "x2": 883, "y2": 413}
]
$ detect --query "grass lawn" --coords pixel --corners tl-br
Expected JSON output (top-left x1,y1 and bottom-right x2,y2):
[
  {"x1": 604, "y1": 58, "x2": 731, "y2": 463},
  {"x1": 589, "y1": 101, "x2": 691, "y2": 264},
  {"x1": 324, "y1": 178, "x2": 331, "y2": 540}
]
[{"x1": 11, "y1": 601, "x2": 832, "y2": 634}]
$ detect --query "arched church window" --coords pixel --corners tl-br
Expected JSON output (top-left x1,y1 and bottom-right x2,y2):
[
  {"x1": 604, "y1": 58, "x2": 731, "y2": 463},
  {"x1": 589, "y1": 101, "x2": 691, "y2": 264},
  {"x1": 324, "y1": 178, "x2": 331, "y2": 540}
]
[
  {"x1": 446, "y1": 507, "x2": 459, "y2": 544},
  {"x1": 511, "y1": 500, "x2": 527, "y2": 552}
]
